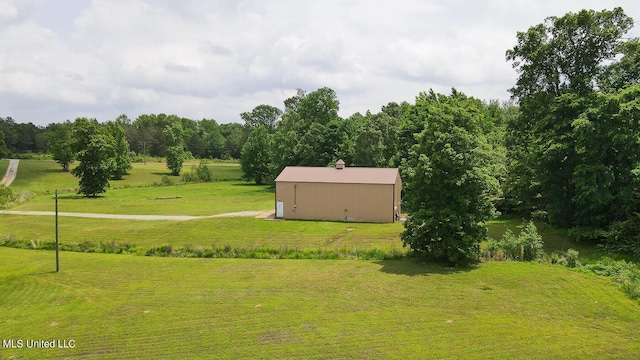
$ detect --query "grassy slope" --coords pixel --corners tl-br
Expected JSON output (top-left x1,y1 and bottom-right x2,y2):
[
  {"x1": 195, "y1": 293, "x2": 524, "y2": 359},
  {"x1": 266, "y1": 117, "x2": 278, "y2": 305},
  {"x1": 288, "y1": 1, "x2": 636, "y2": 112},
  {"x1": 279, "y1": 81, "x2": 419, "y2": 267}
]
[
  {"x1": 1, "y1": 247, "x2": 639, "y2": 359},
  {"x1": 0, "y1": 159, "x2": 8, "y2": 179}
]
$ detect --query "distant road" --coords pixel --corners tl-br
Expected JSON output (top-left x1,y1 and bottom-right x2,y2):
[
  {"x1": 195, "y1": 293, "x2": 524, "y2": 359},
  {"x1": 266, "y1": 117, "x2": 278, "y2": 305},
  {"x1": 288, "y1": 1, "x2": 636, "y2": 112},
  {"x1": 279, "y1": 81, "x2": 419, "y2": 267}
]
[{"x1": 0, "y1": 159, "x2": 19, "y2": 186}]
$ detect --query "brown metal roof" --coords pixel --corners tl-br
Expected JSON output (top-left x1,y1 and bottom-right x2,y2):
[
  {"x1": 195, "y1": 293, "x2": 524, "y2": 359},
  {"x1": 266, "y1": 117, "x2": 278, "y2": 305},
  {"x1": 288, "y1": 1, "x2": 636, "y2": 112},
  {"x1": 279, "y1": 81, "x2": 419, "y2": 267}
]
[{"x1": 274, "y1": 166, "x2": 400, "y2": 185}]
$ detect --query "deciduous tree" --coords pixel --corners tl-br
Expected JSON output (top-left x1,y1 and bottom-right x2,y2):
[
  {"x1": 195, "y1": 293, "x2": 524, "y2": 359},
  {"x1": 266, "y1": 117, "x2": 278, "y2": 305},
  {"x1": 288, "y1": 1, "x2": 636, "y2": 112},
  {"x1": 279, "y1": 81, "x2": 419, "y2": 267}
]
[
  {"x1": 45, "y1": 122, "x2": 75, "y2": 171},
  {"x1": 164, "y1": 121, "x2": 187, "y2": 176},
  {"x1": 240, "y1": 125, "x2": 271, "y2": 185},
  {"x1": 401, "y1": 90, "x2": 497, "y2": 265},
  {"x1": 71, "y1": 118, "x2": 116, "y2": 197}
]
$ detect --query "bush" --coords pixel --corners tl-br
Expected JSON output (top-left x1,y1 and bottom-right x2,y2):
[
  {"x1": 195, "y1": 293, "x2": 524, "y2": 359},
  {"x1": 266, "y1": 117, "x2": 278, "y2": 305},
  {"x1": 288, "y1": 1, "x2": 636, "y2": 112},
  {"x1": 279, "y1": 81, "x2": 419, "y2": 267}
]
[
  {"x1": 160, "y1": 175, "x2": 174, "y2": 186},
  {"x1": 565, "y1": 249, "x2": 581, "y2": 268},
  {"x1": 603, "y1": 216, "x2": 640, "y2": 258},
  {"x1": 518, "y1": 221, "x2": 545, "y2": 261},
  {"x1": 0, "y1": 185, "x2": 13, "y2": 208},
  {"x1": 550, "y1": 248, "x2": 580, "y2": 267},
  {"x1": 583, "y1": 258, "x2": 640, "y2": 300},
  {"x1": 485, "y1": 221, "x2": 544, "y2": 261},
  {"x1": 568, "y1": 226, "x2": 606, "y2": 243},
  {"x1": 182, "y1": 161, "x2": 214, "y2": 183}
]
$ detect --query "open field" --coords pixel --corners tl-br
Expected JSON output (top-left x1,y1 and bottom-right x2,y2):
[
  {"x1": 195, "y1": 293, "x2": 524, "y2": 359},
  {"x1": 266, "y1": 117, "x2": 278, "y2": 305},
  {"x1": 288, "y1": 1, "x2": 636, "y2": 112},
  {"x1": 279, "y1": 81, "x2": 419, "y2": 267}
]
[
  {"x1": 1, "y1": 247, "x2": 639, "y2": 359},
  {"x1": 11, "y1": 182, "x2": 273, "y2": 216},
  {"x1": 6, "y1": 160, "x2": 269, "y2": 216},
  {"x1": 8, "y1": 160, "x2": 242, "y2": 195}
]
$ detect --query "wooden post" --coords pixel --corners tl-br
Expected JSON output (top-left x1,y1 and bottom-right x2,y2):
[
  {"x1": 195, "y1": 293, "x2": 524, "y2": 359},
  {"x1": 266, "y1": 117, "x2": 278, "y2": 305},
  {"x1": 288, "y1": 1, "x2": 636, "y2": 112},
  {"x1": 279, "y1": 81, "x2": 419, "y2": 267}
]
[
  {"x1": 56, "y1": 190, "x2": 59, "y2": 272},
  {"x1": 520, "y1": 245, "x2": 524, "y2": 262}
]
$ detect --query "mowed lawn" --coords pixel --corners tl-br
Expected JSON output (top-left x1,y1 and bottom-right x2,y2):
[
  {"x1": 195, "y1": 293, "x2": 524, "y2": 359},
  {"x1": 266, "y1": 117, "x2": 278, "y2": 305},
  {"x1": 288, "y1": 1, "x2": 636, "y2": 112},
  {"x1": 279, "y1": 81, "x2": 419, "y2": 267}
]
[
  {"x1": 1, "y1": 247, "x2": 639, "y2": 359},
  {"x1": 7, "y1": 160, "x2": 272, "y2": 216},
  {"x1": 0, "y1": 216, "x2": 404, "y2": 251},
  {"x1": 0, "y1": 159, "x2": 8, "y2": 179}
]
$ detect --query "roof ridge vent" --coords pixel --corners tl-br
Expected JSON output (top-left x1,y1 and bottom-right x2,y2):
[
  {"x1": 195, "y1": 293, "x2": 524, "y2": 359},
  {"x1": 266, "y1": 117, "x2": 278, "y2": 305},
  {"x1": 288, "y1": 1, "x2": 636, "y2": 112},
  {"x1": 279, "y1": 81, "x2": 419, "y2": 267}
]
[{"x1": 336, "y1": 159, "x2": 345, "y2": 170}]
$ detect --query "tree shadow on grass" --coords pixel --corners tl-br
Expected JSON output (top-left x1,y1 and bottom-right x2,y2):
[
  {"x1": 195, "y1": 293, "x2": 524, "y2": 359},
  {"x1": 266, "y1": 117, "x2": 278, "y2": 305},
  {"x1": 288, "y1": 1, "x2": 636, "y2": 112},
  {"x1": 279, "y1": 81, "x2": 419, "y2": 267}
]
[
  {"x1": 231, "y1": 182, "x2": 270, "y2": 187},
  {"x1": 375, "y1": 258, "x2": 478, "y2": 276}
]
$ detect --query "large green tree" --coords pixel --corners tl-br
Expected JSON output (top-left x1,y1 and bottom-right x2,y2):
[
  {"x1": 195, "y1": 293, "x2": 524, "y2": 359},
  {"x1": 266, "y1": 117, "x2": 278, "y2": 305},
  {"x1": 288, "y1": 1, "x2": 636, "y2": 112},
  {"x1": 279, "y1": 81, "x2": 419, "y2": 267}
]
[
  {"x1": 505, "y1": 7, "x2": 636, "y2": 227},
  {"x1": 267, "y1": 87, "x2": 343, "y2": 179},
  {"x1": 164, "y1": 121, "x2": 187, "y2": 176},
  {"x1": 71, "y1": 118, "x2": 116, "y2": 197},
  {"x1": 401, "y1": 90, "x2": 497, "y2": 265},
  {"x1": 240, "y1": 125, "x2": 271, "y2": 185},
  {"x1": 240, "y1": 104, "x2": 282, "y2": 133},
  {"x1": 45, "y1": 122, "x2": 75, "y2": 171},
  {"x1": 106, "y1": 121, "x2": 132, "y2": 180}
]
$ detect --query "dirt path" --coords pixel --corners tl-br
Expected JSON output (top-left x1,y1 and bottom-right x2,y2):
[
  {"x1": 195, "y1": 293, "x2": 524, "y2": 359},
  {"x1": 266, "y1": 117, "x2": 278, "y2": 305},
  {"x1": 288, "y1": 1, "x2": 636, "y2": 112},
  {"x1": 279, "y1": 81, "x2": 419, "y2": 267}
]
[
  {"x1": 0, "y1": 209, "x2": 273, "y2": 221},
  {"x1": 0, "y1": 159, "x2": 19, "y2": 186}
]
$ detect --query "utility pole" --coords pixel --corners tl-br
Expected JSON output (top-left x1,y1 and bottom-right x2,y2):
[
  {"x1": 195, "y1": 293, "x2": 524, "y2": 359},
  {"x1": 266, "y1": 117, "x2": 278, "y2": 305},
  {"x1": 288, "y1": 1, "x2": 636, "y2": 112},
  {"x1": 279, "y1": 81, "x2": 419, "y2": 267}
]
[{"x1": 55, "y1": 190, "x2": 59, "y2": 272}]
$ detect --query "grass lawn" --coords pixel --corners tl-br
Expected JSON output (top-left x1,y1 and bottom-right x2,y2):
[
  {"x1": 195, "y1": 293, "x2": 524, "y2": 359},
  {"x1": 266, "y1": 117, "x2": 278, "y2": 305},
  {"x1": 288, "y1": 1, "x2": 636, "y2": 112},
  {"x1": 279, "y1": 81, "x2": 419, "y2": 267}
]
[
  {"x1": 8, "y1": 160, "x2": 265, "y2": 215},
  {"x1": 1, "y1": 247, "x2": 639, "y2": 359},
  {"x1": 0, "y1": 159, "x2": 8, "y2": 178},
  {"x1": 12, "y1": 182, "x2": 273, "y2": 216},
  {"x1": 0, "y1": 216, "x2": 405, "y2": 252},
  {"x1": 9, "y1": 160, "x2": 243, "y2": 195}
]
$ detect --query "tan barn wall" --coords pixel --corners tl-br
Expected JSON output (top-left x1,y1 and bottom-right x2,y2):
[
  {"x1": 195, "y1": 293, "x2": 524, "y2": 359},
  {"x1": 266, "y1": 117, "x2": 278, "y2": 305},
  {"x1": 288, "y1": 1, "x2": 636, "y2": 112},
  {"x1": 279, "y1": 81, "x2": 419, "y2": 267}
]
[{"x1": 275, "y1": 182, "x2": 396, "y2": 223}]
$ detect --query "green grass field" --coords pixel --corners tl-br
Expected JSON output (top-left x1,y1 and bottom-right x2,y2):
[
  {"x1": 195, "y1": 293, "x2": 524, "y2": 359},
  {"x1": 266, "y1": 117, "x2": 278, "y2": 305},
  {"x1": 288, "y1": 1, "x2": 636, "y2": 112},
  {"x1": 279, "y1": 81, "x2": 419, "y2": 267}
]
[
  {"x1": 0, "y1": 159, "x2": 8, "y2": 179},
  {"x1": 1, "y1": 247, "x2": 639, "y2": 359},
  {"x1": 2, "y1": 159, "x2": 640, "y2": 359},
  {"x1": 8, "y1": 160, "x2": 242, "y2": 195}
]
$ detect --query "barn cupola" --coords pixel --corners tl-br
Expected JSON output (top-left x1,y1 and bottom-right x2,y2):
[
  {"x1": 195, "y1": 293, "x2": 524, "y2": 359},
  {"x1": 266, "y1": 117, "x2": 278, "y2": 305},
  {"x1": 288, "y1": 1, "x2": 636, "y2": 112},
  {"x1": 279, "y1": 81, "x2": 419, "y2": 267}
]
[{"x1": 336, "y1": 159, "x2": 345, "y2": 170}]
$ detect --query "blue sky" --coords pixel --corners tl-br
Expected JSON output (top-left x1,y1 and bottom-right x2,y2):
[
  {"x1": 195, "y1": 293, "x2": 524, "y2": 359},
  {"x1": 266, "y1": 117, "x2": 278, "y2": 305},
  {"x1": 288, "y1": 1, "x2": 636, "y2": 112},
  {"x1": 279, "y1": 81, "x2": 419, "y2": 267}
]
[{"x1": 1, "y1": 0, "x2": 639, "y2": 126}]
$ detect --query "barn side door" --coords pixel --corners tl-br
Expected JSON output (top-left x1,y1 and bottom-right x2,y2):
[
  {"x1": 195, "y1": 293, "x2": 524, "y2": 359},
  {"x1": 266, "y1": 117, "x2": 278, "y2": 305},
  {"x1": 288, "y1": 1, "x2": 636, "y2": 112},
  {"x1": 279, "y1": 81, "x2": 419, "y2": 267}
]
[{"x1": 276, "y1": 201, "x2": 284, "y2": 218}]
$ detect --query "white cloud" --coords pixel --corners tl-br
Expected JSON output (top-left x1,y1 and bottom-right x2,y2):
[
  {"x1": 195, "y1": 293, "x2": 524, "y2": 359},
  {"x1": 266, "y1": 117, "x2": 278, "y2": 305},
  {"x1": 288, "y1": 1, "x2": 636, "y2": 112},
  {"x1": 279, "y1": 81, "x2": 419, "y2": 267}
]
[{"x1": 1, "y1": 0, "x2": 639, "y2": 125}]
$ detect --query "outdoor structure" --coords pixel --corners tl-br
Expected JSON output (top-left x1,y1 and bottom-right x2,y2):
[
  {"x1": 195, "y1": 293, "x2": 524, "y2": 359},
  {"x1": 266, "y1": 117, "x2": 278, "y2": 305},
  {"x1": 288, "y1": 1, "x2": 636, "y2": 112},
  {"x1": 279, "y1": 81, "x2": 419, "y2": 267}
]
[{"x1": 274, "y1": 160, "x2": 402, "y2": 223}]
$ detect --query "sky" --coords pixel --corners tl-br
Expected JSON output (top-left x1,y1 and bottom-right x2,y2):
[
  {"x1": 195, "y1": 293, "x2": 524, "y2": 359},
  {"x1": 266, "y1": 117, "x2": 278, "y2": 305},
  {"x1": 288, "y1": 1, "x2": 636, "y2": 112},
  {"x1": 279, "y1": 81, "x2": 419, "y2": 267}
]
[{"x1": 1, "y1": 0, "x2": 639, "y2": 127}]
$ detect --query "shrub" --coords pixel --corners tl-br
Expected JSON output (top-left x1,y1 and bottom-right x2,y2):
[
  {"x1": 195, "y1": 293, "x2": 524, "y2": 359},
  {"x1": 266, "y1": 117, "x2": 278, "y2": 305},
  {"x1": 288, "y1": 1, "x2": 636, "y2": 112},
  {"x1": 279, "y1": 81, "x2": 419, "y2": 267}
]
[
  {"x1": 161, "y1": 175, "x2": 174, "y2": 186},
  {"x1": 181, "y1": 170, "x2": 199, "y2": 183},
  {"x1": 583, "y1": 258, "x2": 640, "y2": 300},
  {"x1": 195, "y1": 162, "x2": 213, "y2": 182},
  {"x1": 485, "y1": 221, "x2": 544, "y2": 262},
  {"x1": 565, "y1": 249, "x2": 581, "y2": 268},
  {"x1": 0, "y1": 185, "x2": 13, "y2": 208},
  {"x1": 568, "y1": 226, "x2": 606, "y2": 243},
  {"x1": 182, "y1": 161, "x2": 214, "y2": 183},
  {"x1": 518, "y1": 221, "x2": 544, "y2": 261},
  {"x1": 603, "y1": 216, "x2": 640, "y2": 257}
]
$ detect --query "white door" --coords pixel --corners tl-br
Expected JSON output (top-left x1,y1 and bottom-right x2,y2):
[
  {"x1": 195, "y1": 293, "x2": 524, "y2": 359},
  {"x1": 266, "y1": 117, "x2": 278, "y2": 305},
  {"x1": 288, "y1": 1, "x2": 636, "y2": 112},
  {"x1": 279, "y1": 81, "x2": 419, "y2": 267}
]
[{"x1": 276, "y1": 201, "x2": 284, "y2": 218}]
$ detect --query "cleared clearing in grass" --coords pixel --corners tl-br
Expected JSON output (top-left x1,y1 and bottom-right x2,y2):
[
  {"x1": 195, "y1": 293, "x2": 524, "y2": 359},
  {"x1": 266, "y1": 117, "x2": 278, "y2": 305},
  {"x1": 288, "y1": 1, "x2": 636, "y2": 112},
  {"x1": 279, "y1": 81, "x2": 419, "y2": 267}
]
[{"x1": 1, "y1": 247, "x2": 639, "y2": 359}]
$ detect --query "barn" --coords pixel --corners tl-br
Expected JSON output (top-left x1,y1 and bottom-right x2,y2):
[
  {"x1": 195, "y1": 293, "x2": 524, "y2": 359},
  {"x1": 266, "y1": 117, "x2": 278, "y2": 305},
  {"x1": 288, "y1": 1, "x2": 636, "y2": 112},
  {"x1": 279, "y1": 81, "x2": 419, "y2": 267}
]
[{"x1": 274, "y1": 160, "x2": 402, "y2": 223}]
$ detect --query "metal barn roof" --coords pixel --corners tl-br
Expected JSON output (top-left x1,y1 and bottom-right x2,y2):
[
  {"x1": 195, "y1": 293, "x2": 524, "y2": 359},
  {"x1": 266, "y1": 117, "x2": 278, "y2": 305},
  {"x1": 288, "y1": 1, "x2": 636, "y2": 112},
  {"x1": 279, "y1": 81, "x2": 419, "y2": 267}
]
[{"x1": 274, "y1": 164, "x2": 400, "y2": 185}]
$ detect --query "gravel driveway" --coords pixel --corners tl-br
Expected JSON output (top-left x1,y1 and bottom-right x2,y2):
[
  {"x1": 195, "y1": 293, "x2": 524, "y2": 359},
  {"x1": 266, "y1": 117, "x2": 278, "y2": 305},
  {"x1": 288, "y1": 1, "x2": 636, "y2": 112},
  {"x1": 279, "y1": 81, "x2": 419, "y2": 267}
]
[{"x1": 0, "y1": 159, "x2": 19, "y2": 186}]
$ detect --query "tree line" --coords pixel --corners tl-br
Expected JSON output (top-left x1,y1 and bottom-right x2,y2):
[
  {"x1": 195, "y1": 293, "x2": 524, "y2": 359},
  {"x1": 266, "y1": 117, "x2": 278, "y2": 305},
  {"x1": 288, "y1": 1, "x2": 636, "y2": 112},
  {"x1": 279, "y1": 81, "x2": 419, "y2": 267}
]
[
  {"x1": 0, "y1": 114, "x2": 247, "y2": 161},
  {"x1": 2, "y1": 7, "x2": 639, "y2": 263}
]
